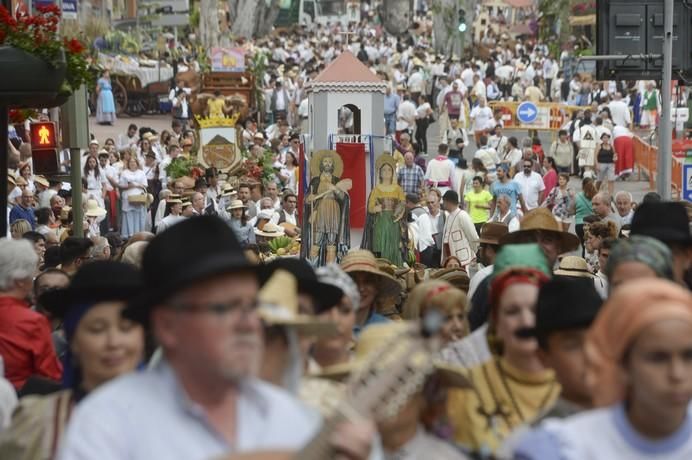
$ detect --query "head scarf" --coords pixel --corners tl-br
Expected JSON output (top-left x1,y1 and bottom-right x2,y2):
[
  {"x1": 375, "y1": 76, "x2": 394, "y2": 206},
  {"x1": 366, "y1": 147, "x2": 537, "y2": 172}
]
[
  {"x1": 585, "y1": 279, "x2": 692, "y2": 407},
  {"x1": 489, "y1": 244, "x2": 552, "y2": 326},
  {"x1": 316, "y1": 263, "x2": 360, "y2": 311},
  {"x1": 604, "y1": 235, "x2": 674, "y2": 283}
]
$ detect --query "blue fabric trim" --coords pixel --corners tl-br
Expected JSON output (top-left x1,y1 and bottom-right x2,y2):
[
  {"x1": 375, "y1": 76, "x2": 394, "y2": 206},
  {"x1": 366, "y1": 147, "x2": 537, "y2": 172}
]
[{"x1": 613, "y1": 402, "x2": 692, "y2": 454}]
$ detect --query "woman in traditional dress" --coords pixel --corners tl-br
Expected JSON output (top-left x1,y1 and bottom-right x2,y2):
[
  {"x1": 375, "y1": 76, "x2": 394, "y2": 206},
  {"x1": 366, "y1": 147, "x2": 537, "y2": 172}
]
[
  {"x1": 514, "y1": 279, "x2": 692, "y2": 459},
  {"x1": 156, "y1": 198, "x2": 185, "y2": 233},
  {"x1": 227, "y1": 199, "x2": 255, "y2": 246},
  {"x1": 365, "y1": 155, "x2": 406, "y2": 266},
  {"x1": 119, "y1": 157, "x2": 148, "y2": 238},
  {"x1": 447, "y1": 244, "x2": 559, "y2": 456},
  {"x1": 96, "y1": 70, "x2": 116, "y2": 125},
  {"x1": 0, "y1": 261, "x2": 144, "y2": 458},
  {"x1": 83, "y1": 155, "x2": 105, "y2": 209}
]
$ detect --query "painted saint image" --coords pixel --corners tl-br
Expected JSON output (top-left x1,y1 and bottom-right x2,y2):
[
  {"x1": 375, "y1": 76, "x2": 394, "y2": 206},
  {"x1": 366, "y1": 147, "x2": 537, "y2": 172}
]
[
  {"x1": 362, "y1": 154, "x2": 407, "y2": 266},
  {"x1": 301, "y1": 150, "x2": 351, "y2": 266}
]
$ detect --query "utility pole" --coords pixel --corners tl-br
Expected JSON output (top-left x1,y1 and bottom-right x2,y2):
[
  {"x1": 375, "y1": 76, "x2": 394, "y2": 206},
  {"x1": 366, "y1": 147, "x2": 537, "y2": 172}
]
[
  {"x1": 657, "y1": 0, "x2": 673, "y2": 199},
  {"x1": 61, "y1": 85, "x2": 90, "y2": 237}
]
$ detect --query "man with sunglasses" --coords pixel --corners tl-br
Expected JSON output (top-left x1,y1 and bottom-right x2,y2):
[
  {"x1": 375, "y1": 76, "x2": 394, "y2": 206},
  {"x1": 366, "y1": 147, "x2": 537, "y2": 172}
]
[{"x1": 512, "y1": 157, "x2": 545, "y2": 211}]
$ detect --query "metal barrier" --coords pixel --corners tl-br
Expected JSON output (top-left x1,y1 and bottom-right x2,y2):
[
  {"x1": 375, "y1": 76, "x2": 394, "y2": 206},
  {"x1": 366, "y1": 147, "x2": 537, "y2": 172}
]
[
  {"x1": 489, "y1": 101, "x2": 584, "y2": 131},
  {"x1": 632, "y1": 134, "x2": 684, "y2": 195}
]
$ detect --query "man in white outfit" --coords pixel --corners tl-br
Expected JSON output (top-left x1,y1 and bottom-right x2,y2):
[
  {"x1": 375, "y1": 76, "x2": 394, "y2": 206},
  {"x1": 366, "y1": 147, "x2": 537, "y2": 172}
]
[{"x1": 607, "y1": 92, "x2": 631, "y2": 128}]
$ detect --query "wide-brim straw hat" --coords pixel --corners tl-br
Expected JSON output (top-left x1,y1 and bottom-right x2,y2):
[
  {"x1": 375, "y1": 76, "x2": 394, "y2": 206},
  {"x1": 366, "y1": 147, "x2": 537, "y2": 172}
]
[
  {"x1": 554, "y1": 256, "x2": 593, "y2": 278},
  {"x1": 85, "y1": 199, "x2": 107, "y2": 218},
  {"x1": 500, "y1": 208, "x2": 580, "y2": 254},
  {"x1": 33, "y1": 175, "x2": 49, "y2": 188},
  {"x1": 254, "y1": 222, "x2": 285, "y2": 238},
  {"x1": 430, "y1": 268, "x2": 471, "y2": 293},
  {"x1": 226, "y1": 199, "x2": 246, "y2": 211},
  {"x1": 478, "y1": 222, "x2": 509, "y2": 245},
  {"x1": 258, "y1": 269, "x2": 337, "y2": 337},
  {"x1": 316, "y1": 322, "x2": 471, "y2": 388},
  {"x1": 340, "y1": 249, "x2": 401, "y2": 299}
]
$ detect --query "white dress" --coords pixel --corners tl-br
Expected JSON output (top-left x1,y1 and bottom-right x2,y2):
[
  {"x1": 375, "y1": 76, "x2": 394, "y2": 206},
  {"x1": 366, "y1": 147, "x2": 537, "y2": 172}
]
[{"x1": 119, "y1": 168, "x2": 148, "y2": 238}]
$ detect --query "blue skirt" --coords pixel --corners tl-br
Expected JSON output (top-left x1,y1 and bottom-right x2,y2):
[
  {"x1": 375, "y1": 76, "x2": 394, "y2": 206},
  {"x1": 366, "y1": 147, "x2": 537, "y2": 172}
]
[{"x1": 121, "y1": 206, "x2": 146, "y2": 239}]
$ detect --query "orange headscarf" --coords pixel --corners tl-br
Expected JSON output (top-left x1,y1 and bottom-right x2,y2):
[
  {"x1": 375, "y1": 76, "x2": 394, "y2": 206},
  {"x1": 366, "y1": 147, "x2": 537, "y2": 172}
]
[{"x1": 585, "y1": 279, "x2": 692, "y2": 407}]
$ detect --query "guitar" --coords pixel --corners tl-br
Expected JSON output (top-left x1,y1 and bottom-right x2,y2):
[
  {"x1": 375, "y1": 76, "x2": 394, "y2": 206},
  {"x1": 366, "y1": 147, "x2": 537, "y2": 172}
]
[{"x1": 216, "y1": 318, "x2": 443, "y2": 460}]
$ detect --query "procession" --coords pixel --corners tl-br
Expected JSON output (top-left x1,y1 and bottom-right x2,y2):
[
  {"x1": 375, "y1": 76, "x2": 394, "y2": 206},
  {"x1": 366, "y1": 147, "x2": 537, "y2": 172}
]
[{"x1": 1, "y1": 0, "x2": 692, "y2": 459}]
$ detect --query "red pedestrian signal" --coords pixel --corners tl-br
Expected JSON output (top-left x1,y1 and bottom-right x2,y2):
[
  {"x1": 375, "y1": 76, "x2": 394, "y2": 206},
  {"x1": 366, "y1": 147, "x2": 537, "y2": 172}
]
[
  {"x1": 30, "y1": 122, "x2": 59, "y2": 175},
  {"x1": 30, "y1": 122, "x2": 58, "y2": 149}
]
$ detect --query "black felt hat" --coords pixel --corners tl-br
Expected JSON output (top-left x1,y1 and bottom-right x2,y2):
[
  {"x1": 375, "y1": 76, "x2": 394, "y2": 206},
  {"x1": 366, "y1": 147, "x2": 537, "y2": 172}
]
[
  {"x1": 40, "y1": 261, "x2": 143, "y2": 319},
  {"x1": 123, "y1": 216, "x2": 257, "y2": 324},
  {"x1": 259, "y1": 258, "x2": 343, "y2": 315},
  {"x1": 631, "y1": 201, "x2": 691, "y2": 246},
  {"x1": 518, "y1": 276, "x2": 602, "y2": 340}
]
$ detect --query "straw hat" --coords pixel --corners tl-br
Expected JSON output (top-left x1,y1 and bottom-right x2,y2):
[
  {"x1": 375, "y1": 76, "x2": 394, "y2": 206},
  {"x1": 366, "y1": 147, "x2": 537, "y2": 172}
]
[
  {"x1": 15, "y1": 176, "x2": 27, "y2": 186},
  {"x1": 317, "y1": 322, "x2": 471, "y2": 388},
  {"x1": 33, "y1": 175, "x2": 49, "y2": 188},
  {"x1": 84, "y1": 199, "x2": 107, "y2": 218},
  {"x1": 258, "y1": 269, "x2": 338, "y2": 336},
  {"x1": 430, "y1": 268, "x2": 471, "y2": 293},
  {"x1": 221, "y1": 184, "x2": 237, "y2": 197},
  {"x1": 59, "y1": 206, "x2": 72, "y2": 220},
  {"x1": 478, "y1": 222, "x2": 509, "y2": 245},
  {"x1": 500, "y1": 208, "x2": 580, "y2": 254},
  {"x1": 97, "y1": 149, "x2": 110, "y2": 157},
  {"x1": 340, "y1": 249, "x2": 401, "y2": 298},
  {"x1": 226, "y1": 199, "x2": 246, "y2": 211},
  {"x1": 7, "y1": 174, "x2": 16, "y2": 187},
  {"x1": 554, "y1": 256, "x2": 594, "y2": 278},
  {"x1": 254, "y1": 222, "x2": 285, "y2": 238}
]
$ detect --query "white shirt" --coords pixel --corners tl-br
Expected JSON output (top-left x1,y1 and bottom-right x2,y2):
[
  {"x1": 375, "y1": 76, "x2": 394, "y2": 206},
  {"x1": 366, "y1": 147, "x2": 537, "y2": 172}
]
[
  {"x1": 269, "y1": 209, "x2": 297, "y2": 226},
  {"x1": 407, "y1": 71, "x2": 424, "y2": 93},
  {"x1": 461, "y1": 68, "x2": 475, "y2": 87},
  {"x1": 470, "y1": 106, "x2": 494, "y2": 132},
  {"x1": 608, "y1": 100, "x2": 631, "y2": 127},
  {"x1": 396, "y1": 100, "x2": 417, "y2": 131},
  {"x1": 57, "y1": 361, "x2": 321, "y2": 460},
  {"x1": 513, "y1": 171, "x2": 545, "y2": 210}
]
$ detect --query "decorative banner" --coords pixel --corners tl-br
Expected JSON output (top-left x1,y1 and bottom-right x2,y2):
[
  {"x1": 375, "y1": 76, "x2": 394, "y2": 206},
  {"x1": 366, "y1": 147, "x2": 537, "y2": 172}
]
[
  {"x1": 336, "y1": 142, "x2": 367, "y2": 228},
  {"x1": 210, "y1": 48, "x2": 245, "y2": 72}
]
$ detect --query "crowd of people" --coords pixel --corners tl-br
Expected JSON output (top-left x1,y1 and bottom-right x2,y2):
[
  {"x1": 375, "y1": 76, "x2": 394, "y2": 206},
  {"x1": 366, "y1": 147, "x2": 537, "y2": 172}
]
[
  {"x1": 0, "y1": 191, "x2": 691, "y2": 459},
  {"x1": 2, "y1": 5, "x2": 692, "y2": 460}
]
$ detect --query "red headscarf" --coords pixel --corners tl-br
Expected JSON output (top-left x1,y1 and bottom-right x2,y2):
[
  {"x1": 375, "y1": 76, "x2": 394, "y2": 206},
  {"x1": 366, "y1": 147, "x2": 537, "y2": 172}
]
[{"x1": 489, "y1": 268, "x2": 550, "y2": 327}]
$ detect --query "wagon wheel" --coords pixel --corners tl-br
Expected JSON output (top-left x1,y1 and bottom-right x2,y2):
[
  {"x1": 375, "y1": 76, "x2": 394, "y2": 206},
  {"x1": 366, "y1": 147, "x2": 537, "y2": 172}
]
[{"x1": 113, "y1": 78, "x2": 128, "y2": 116}]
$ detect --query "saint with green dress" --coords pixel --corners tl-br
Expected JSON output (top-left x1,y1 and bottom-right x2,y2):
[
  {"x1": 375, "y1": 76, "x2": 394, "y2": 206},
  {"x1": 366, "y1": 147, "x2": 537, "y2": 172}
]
[{"x1": 361, "y1": 154, "x2": 407, "y2": 266}]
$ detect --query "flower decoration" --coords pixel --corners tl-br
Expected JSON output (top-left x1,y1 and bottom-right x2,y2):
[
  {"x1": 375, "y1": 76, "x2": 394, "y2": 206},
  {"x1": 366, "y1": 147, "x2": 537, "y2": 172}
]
[{"x1": 0, "y1": 5, "x2": 94, "y2": 94}]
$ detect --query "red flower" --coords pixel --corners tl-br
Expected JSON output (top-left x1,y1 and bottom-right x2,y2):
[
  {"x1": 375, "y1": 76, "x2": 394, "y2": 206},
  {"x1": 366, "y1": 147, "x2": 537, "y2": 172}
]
[{"x1": 65, "y1": 37, "x2": 85, "y2": 54}]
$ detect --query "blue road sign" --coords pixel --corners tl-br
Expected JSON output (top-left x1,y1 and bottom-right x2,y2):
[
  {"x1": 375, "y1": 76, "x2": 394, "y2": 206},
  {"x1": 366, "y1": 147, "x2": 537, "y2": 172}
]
[
  {"x1": 683, "y1": 164, "x2": 692, "y2": 203},
  {"x1": 516, "y1": 102, "x2": 538, "y2": 124}
]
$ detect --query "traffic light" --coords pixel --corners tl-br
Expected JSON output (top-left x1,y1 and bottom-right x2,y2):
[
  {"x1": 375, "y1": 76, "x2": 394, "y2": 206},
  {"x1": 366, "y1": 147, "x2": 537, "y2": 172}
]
[
  {"x1": 458, "y1": 8, "x2": 467, "y2": 32},
  {"x1": 29, "y1": 122, "x2": 59, "y2": 175}
]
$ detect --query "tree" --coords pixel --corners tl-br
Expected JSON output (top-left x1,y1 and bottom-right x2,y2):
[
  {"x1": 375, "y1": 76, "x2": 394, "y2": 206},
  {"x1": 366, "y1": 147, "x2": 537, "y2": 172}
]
[
  {"x1": 199, "y1": 0, "x2": 220, "y2": 49},
  {"x1": 229, "y1": 0, "x2": 281, "y2": 39}
]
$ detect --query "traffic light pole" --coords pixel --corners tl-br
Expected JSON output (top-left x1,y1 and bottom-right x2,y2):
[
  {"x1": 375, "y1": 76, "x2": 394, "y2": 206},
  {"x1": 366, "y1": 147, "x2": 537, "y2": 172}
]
[
  {"x1": 657, "y1": 0, "x2": 674, "y2": 199},
  {"x1": 0, "y1": 107, "x2": 8, "y2": 238}
]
